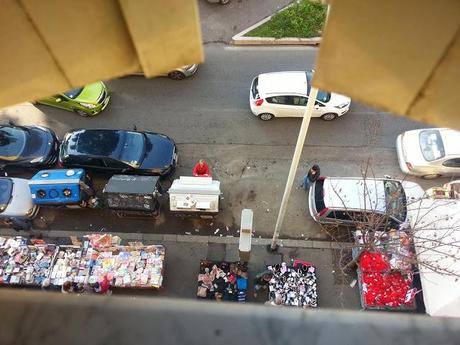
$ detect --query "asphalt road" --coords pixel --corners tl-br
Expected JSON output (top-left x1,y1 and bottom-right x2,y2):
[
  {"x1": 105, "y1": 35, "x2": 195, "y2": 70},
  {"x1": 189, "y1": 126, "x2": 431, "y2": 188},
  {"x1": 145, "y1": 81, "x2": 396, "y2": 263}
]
[{"x1": 0, "y1": 44, "x2": 444, "y2": 239}]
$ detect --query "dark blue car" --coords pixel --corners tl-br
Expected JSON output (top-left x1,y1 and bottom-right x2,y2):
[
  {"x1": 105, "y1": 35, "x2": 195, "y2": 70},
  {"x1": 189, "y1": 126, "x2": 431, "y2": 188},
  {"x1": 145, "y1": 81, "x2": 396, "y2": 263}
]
[
  {"x1": 58, "y1": 129, "x2": 177, "y2": 176},
  {"x1": 0, "y1": 124, "x2": 59, "y2": 170}
]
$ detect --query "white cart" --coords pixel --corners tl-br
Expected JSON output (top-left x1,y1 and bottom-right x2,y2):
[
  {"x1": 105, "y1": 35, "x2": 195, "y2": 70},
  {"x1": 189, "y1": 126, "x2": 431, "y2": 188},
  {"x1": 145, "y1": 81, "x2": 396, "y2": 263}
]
[{"x1": 168, "y1": 176, "x2": 221, "y2": 219}]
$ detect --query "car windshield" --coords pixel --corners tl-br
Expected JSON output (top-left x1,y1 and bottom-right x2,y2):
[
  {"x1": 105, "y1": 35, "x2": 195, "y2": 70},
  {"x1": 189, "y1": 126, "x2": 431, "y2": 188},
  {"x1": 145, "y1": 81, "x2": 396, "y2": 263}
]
[
  {"x1": 63, "y1": 88, "x2": 84, "y2": 99},
  {"x1": 0, "y1": 127, "x2": 27, "y2": 160},
  {"x1": 384, "y1": 180, "x2": 406, "y2": 222},
  {"x1": 419, "y1": 129, "x2": 445, "y2": 161},
  {"x1": 117, "y1": 132, "x2": 145, "y2": 168},
  {"x1": 0, "y1": 178, "x2": 13, "y2": 212},
  {"x1": 305, "y1": 71, "x2": 331, "y2": 103}
]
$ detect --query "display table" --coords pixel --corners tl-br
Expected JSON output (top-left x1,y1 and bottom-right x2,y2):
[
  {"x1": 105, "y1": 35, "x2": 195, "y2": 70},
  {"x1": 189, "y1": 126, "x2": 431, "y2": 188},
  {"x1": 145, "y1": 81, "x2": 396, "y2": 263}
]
[
  {"x1": 50, "y1": 245, "x2": 93, "y2": 286},
  {"x1": 267, "y1": 260, "x2": 318, "y2": 308},
  {"x1": 0, "y1": 236, "x2": 57, "y2": 286},
  {"x1": 352, "y1": 227, "x2": 417, "y2": 311},
  {"x1": 0, "y1": 235, "x2": 165, "y2": 290},
  {"x1": 89, "y1": 245, "x2": 165, "y2": 288},
  {"x1": 197, "y1": 260, "x2": 248, "y2": 302}
]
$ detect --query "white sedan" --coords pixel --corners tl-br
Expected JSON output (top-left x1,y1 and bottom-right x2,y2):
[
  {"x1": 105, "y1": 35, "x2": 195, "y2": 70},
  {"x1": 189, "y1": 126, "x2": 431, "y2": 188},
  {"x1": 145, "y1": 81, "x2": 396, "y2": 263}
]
[{"x1": 396, "y1": 128, "x2": 460, "y2": 178}]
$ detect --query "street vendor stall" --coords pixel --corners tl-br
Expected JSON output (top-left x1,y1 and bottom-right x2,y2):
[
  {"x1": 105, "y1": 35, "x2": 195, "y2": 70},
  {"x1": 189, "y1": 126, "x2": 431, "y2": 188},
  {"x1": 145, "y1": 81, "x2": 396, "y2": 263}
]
[
  {"x1": 197, "y1": 260, "x2": 248, "y2": 302},
  {"x1": 353, "y1": 226, "x2": 417, "y2": 311},
  {"x1": 88, "y1": 244, "x2": 165, "y2": 288},
  {"x1": 266, "y1": 260, "x2": 318, "y2": 308},
  {"x1": 169, "y1": 176, "x2": 221, "y2": 218},
  {"x1": 29, "y1": 169, "x2": 95, "y2": 208},
  {"x1": 0, "y1": 236, "x2": 57, "y2": 286},
  {"x1": 0, "y1": 234, "x2": 166, "y2": 291},
  {"x1": 49, "y1": 245, "x2": 93, "y2": 286},
  {"x1": 103, "y1": 175, "x2": 162, "y2": 218}
]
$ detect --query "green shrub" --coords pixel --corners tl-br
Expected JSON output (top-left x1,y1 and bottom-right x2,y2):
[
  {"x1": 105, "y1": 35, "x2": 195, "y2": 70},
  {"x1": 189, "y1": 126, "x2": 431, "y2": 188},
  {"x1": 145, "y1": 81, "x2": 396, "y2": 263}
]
[{"x1": 245, "y1": 0, "x2": 327, "y2": 39}]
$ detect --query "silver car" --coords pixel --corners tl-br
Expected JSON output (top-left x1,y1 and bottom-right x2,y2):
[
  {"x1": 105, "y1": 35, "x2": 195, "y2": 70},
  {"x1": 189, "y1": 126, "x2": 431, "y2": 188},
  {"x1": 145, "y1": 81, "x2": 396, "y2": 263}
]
[
  {"x1": 396, "y1": 128, "x2": 460, "y2": 179},
  {"x1": 131, "y1": 64, "x2": 199, "y2": 80},
  {"x1": 308, "y1": 176, "x2": 425, "y2": 226},
  {"x1": 0, "y1": 177, "x2": 38, "y2": 220}
]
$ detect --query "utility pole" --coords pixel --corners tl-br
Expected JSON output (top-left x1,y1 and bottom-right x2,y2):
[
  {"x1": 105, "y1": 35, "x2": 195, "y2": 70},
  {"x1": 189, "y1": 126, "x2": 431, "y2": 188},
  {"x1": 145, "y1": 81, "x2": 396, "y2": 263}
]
[{"x1": 270, "y1": 87, "x2": 319, "y2": 251}]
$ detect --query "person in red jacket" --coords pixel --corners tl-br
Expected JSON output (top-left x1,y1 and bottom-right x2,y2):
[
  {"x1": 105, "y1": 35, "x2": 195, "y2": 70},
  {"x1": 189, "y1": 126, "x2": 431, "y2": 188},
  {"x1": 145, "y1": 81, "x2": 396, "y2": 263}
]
[{"x1": 193, "y1": 159, "x2": 211, "y2": 177}]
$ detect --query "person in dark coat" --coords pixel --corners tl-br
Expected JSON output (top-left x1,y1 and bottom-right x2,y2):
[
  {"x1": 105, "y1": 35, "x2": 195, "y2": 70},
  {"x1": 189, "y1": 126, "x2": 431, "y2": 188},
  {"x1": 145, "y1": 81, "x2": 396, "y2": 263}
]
[
  {"x1": 300, "y1": 164, "x2": 321, "y2": 190},
  {"x1": 253, "y1": 270, "x2": 273, "y2": 298}
]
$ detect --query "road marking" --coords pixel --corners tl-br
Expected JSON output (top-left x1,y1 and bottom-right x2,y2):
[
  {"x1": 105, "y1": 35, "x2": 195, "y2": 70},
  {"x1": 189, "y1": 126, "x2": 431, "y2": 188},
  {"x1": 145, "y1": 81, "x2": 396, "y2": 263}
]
[{"x1": 223, "y1": 45, "x2": 318, "y2": 52}]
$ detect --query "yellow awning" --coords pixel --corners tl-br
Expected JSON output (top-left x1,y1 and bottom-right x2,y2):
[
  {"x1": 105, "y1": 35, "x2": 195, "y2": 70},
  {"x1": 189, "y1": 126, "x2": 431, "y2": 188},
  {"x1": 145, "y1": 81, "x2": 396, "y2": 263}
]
[
  {"x1": 0, "y1": 0, "x2": 203, "y2": 108},
  {"x1": 314, "y1": 0, "x2": 460, "y2": 129}
]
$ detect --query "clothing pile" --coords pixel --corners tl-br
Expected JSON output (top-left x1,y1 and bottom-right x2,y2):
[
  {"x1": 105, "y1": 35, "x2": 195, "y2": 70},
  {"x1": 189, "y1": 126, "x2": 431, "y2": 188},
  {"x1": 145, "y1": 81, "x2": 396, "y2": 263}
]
[
  {"x1": 197, "y1": 261, "x2": 248, "y2": 302},
  {"x1": 0, "y1": 237, "x2": 57, "y2": 286},
  {"x1": 268, "y1": 262, "x2": 318, "y2": 308},
  {"x1": 50, "y1": 245, "x2": 91, "y2": 286},
  {"x1": 359, "y1": 251, "x2": 416, "y2": 308},
  {"x1": 89, "y1": 245, "x2": 165, "y2": 288}
]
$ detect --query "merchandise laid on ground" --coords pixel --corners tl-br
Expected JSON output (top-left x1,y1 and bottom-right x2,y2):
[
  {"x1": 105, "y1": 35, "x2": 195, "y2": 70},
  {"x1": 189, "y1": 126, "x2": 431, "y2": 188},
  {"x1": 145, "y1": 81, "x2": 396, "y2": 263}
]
[
  {"x1": 197, "y1": 260, "x2": 248, "y2": 302},
  {"x1": 88, "y1": 244, "x2": 165, "y2": 288},
  {"x1": 267, "y1": 260, "x2": 318, "y2": 308},
  {"x1": 50, "y1": 245, "x2": 92, "y2": 286},
  {"x1": 0, "y1": 234, "x2": 165, "y2": 289},
  {"x1": 0, "y1": 237, "x2": 57, "y2": 286},
  {"x1": 353, "y1": 224, "x2": 417, "y2": 310}
]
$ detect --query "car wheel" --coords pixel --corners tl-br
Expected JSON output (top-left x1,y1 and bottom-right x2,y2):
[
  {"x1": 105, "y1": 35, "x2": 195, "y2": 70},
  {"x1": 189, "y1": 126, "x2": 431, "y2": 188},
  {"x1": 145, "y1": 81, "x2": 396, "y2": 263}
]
[
  {"x1": 74, "y1": 109, "x2": 90, "y2": 117},
  {"x1": 422, "y1": 173, "x2": 441, "y2": 179},
  {"x1": 258, "y1": 113, "x2": 274, "y2": 121},
  {"x1": 168, "y1": 71, "x2": 186, "y2": 80},
  {"x1": 321, "y1": 113, "x2": 338, "y2": 121}
]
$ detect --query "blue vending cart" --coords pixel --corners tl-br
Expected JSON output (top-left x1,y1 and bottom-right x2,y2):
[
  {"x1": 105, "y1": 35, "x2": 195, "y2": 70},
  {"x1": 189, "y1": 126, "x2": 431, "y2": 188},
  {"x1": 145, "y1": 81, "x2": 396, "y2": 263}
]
[{"x1": 29, "y1": 169, "x2": 95, "y2": 208}]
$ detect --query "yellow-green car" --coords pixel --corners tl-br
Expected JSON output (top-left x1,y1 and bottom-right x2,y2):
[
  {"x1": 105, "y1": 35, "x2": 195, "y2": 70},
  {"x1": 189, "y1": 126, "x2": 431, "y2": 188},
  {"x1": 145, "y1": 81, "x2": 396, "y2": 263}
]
[{"x1": 37, "y1": 81, "x2": 110, "y2": 117}]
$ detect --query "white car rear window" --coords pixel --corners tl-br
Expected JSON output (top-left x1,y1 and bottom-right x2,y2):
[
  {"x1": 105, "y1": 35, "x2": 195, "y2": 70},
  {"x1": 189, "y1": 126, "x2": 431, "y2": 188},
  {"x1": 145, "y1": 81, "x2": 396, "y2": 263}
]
[{"x1": 419, "y1": 130, "x2": 445, "y2": 161}]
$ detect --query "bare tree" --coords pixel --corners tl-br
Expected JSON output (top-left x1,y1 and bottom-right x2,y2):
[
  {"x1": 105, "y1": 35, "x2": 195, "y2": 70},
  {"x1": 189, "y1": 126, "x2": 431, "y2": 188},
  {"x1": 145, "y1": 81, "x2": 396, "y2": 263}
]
[{"x1": 314, "y1": 161, "x2": 460, "y2": 310}]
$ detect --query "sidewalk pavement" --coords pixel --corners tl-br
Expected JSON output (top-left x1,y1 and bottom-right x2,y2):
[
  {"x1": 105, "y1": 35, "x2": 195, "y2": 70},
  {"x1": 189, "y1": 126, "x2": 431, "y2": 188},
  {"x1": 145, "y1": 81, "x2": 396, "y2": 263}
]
[
  {"x1": 199, "y1": 0, "x2": 292, "y2": 44},
  {"x1": 0, "y1": 228, "x2": 360, "y2": 309}
]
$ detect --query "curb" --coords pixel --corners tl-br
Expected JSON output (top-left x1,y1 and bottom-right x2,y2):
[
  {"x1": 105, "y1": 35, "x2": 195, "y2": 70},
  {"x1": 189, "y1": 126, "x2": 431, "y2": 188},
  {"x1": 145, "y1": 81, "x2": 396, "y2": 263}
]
[
  {"x1": 0, "y1": 228, "x2": 351, "y2": 250},
  {"x1": 230, "y1": 4, "x2": 322, "y2": 46}
]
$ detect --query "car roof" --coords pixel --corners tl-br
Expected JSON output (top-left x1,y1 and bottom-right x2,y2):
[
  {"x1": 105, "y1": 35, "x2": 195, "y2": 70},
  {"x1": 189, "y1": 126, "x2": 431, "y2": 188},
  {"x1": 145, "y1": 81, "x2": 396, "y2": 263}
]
[
  {"x1": 64, "y1": 129, "x2": 134, "y2": 157},
  {"x1": 438, "y1": 128, "x2": 460, "y2": 156},
  {"x1": 322, "y1": 177, "x2": 387, "y2": 212},
  {"x1": 257, "y1": 71, "x2": 308, "y2": 97}
]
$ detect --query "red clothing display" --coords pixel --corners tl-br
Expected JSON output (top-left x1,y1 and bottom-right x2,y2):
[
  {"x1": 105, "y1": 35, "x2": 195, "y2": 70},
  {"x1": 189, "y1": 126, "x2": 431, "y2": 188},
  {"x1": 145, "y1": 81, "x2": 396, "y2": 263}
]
[
  {"x1": 193, "y1": 162, "x2": 211, "y2": 177},
  {"x1": 99, "y1": 276, "x2": 111, "y2": 294},
  {"x1": 359, "y1": 251, "x2": 415, "y2": 308}
]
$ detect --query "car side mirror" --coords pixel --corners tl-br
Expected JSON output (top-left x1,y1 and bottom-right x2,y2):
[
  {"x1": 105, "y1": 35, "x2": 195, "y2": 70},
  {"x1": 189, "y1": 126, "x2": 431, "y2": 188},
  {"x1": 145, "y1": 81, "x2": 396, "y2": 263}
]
[{"x1": 8, "y1": 120, "x2": 16, "y2": 126}]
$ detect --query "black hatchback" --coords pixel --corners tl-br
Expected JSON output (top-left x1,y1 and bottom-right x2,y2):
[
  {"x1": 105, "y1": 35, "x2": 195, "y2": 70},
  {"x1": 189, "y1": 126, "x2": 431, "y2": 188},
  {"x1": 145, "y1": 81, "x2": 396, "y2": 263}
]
[
  {"x1": 0, "y1": 124, "x2": 59, "y2": 170},
  {"x1": 59, "y1": 129, "x2": 177, "y2": 176}
]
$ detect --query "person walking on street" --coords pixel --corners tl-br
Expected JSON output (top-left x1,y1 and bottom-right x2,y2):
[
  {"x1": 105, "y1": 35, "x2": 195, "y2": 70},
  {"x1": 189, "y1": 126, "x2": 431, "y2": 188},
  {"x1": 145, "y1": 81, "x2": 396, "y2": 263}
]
[
  {"x1": 300, "y1": 164, "x2": 320, "y2": 190},
  {"x1": 192, "y1": 159, "x2": 211, "y2": 177}
]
